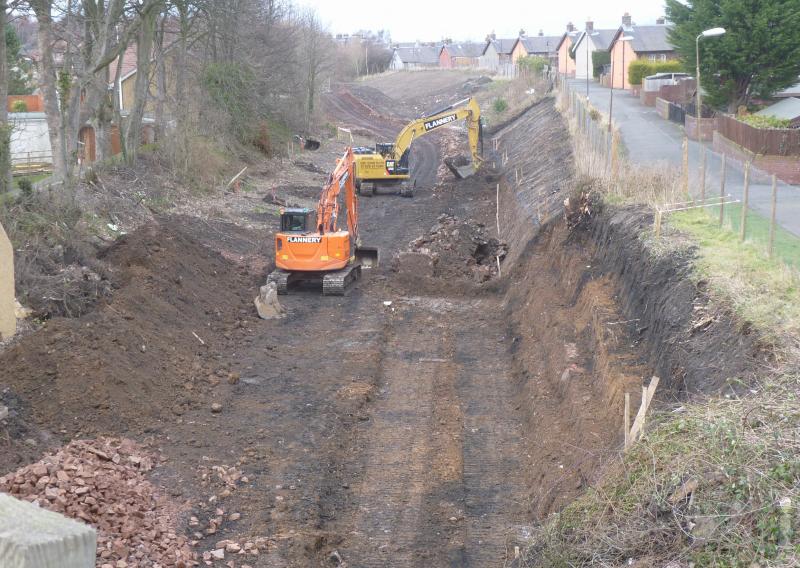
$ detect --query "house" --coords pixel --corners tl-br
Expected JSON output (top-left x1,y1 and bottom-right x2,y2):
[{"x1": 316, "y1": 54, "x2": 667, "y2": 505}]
[
  {"x1": 512, "y1": 32, "x2": 561, "y2": 67},
  {"x1": 479, "y1": 37, "x2": 517, "y2": 72},
  {"x1": 555, "y1": 23, "x2": 580, "y2": 77},
  {"x1": 572, "y1": 21, "x2": 617, "y2": 81},
  {"x1": 390, "y1": 46, "x2": 441, "y2": 71},
  {"x1": 609, "y1": 14, "x2": 675, "y2": 90},
  {"x1": 755, "y1": 97, "x2": 800, "y2": 128},
  {"x1": 439, "y1": 43, "x2": 485, "y2": 68}
]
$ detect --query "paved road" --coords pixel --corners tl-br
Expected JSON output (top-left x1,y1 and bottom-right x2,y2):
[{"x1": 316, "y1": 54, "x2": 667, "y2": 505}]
[{"x1": 567, "y1": 79, "x2": 800, "y2": 237}]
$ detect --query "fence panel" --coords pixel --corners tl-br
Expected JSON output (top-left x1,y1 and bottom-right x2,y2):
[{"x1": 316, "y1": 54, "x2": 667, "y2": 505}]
[{"x1": 717, "y1": 115, "x2": 800, "y2": 156}]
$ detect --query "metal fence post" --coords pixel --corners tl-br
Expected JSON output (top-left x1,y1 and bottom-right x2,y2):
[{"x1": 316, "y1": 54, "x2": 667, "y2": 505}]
[
  {"x1": 768, "y1": 174, "x2": 778, "y2": 259},
  {"x1": 740, "y1": 162, "x2": 751, "y2": 242}
]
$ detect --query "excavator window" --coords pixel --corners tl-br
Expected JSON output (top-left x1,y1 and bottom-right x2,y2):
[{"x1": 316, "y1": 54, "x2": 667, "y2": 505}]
[{"x1": 281, "y1": 212, "x2": 308, "y2": 232}]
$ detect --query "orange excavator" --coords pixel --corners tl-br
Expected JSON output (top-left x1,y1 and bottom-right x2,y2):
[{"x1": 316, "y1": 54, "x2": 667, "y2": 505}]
[{"x1": 268, "y1": 147, "x2": 378, "y2": 295}]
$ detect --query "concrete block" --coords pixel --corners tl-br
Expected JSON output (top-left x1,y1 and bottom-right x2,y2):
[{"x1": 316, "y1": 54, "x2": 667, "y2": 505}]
[
  {"x1": 0, "y1": 221, "x2": 15, "y2": 340},
  {"x1": 0, "y1": 493, "x2": 96, "y2": 568}
]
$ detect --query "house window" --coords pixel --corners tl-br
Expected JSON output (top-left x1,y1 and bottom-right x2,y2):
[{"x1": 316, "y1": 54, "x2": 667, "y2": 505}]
[
  {"x1": 648, "y1": 54, "x2": 657, "y2": 62},
  {"x1": 660, "y1": 54, "x2": 667, "y2": 62}
]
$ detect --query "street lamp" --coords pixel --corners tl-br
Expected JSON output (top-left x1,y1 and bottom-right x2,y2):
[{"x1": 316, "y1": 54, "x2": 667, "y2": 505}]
[
  {"x1": 695, "y1": 27, "x2": 726, "y2": 120},
  {"x1": 585, "y1": 29, "x2": 599, "y2": 99}
]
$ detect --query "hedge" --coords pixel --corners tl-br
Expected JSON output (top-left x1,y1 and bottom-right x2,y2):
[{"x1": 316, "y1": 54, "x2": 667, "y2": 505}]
[{"x1": 627, "y1": 60, "x2": 684, "y2": 86}]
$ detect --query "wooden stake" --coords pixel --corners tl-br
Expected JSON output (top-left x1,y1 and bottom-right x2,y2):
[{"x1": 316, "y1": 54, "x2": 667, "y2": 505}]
[
  {"x1": 719, "y1": 154, "x2": 727, "y2": 227},
  {"x1": 699, "y1": 145, "x2": 707, "y2": 203},
  {"x1": 769, "y1": 174, "x2": 778, "y2": 259},
  {"x1": 624, "y1": 393, "x2": 631, "y2": 450},
  {"x1": 654, "y1": 209, "x2": 663, "y2": 237},
  {"x1": 627, "y1": 377, "x2": 660, "y2": 448},
  {"x1": 496, "y1": 184, "x2": 501, "y2": 235},
  {"x1": 682, "y1": 136, "x2": 689, "y2": 197},
  {"x1": 740, "y1": 161, "x2": 751, "y2": 242}
]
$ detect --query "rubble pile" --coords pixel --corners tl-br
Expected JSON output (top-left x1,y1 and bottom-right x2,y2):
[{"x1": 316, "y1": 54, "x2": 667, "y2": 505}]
[
  {"x1": 0, "y1": 437, "x2": 196, "y2": 567},
  {"x1": 405, "y1": 214, "x2": 507, "y2": 282}
]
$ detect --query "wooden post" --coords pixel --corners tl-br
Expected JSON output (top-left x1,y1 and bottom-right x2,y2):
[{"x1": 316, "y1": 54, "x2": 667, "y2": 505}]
[
  {"x1": 682, "y1": 137, "x2": 689, "y2": 197},
  {"x1": 740, "y1": 161, "x2": 751, "y2": 242},
  {"x1": 768, "y1": 174, "x2": 778, "y2": 259},
  {"x1": 624, "y1": 393, "x2": 631, "y2": 450},
  {"x1": 496, "y1": 184, "x2": 501, "y2": 235},
  {"x1": 654, "y1": 209, "x2": 663, "y2": 237},
  {"x1": 699, "y1": 145, "x2": 707, "y2": 203},
  {"x1": 627, "y1": 377, "x2": 660, "y2": 450},
  {"x1": 719, "y1": 154, "x2": 727, "y2": 227}
]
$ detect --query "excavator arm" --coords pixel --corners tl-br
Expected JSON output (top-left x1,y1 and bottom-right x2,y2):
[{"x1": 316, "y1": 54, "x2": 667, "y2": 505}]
[
  {"x1": 390, "y1": 97, "x2": 483, "y2": 173},
  {"x1": 316, "y1": 147, "x2": 359, "y2": 244}
]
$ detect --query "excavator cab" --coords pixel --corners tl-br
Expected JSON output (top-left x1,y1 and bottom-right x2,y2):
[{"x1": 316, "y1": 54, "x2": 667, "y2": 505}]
[
  {"x1": 280, "y1": 208, "x2": 312, "y2": 232},
  {"x1": 375, "y1": 142, "x2": 395, "y2": 157}
]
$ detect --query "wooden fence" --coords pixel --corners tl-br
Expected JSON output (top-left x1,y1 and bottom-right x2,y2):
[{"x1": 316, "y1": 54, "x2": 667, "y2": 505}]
[
  {"x1": 7, "y1": 95, "x2": 43, "y2": 113},
  {"x1": 716, "y1": 115, "x2": 800, "y2": 156}
]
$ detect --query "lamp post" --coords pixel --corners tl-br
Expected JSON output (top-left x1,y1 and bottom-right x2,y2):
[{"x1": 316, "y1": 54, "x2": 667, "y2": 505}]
[
  {"x1": 695, "y1": 27, "x2": 725, "y2": 198},
  {"x1": 585, "y1": 29, "x2": 599, "y2": 99},
  {"x1": 695, "y1": 27, "x2": 726, "y2": 121}
]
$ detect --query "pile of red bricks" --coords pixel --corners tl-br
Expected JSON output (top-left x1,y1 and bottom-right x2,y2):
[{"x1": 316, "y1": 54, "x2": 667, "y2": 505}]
[{"x1": 0, "y1": 437, "x2": 196, "y2": 567}]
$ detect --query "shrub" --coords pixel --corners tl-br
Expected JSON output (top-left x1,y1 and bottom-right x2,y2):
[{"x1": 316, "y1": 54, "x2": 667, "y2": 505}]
[
  {"x1": 628, "y1": 60, "x2": 684, "y2": 86},
  {"x1": 738, "y1": 114, "x2": 793, "y2": 129},
  {"x1": 17, "y1": 178, "x2": 33, "y2": 198},
  {"x1": 11, "y1": 100, "x2": 28, "y2": 113},
  {"x1": 591, "y1": 51, "x2": 610, "y2": 78},
  {"x1": 493, "y1": 98, "x2": 508, "y2": 113},
  {"x1": 201, "y1": 62, "x2": 258, "y2": 146},
  {"x1": 518, "y1": 56, "x2": 548, "y2": 75}
]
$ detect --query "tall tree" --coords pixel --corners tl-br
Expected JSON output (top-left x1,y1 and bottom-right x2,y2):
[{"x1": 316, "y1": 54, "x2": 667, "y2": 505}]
[
  {"x1": 665, "y1": 0, "x2": 800, "y2": 112},
  {"x1": 0, "y1": 1, "x2": 10, "y2": 194}
]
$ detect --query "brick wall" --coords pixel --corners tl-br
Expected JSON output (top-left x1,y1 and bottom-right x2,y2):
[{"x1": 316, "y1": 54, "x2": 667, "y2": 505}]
[
  {"x1": 685, "y1": 115, "x2": 716, "y2": 142},
  {"x1": 714, "y1": 132, "x2": 800, "y2": 184},
  {"x1": 640, "y1": 90, "x2": 658, "y2": 106},
  {"x1": 655, "y1": 98, "x2": 670, "y2": 120}
]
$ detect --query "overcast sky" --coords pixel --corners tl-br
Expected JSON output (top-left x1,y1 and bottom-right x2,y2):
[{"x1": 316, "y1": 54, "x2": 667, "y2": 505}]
[{"x1": 296, "y1": 0, "x2": 669, "y2": 42}]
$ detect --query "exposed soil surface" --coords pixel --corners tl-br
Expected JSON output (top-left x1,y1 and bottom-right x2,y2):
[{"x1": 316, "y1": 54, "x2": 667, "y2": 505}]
[{"x1": 0, "y1": 71, "x2": 762, "y2": 567}]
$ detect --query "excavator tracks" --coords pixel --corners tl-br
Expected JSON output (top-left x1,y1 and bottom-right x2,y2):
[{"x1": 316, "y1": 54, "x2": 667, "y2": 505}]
[
  {"x1": 268, "y1": 265, "x2": 362, "y2": 296},
  {"x1": 322, "y1": 264, "x2": 362, "y2": 296}
]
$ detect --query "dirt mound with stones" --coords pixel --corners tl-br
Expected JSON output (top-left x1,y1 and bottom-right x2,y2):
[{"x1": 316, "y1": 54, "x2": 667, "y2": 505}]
[
  {"x1": 0, "y1": 218, "x2": 258, "y2": 473},
  {"x1": 0, "y1": 437, "x2": 195, "y2": 567},
  {"x1": 393, "y1": 214, "x2": 507, "y2": 287}
]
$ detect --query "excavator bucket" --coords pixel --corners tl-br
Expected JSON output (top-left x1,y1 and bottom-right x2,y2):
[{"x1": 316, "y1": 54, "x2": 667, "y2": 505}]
[
  {"x1": 356, "y1": 246, "x2": 379, "y2": 268},
  {"x1": 444, "y1": 156, "x2": 478, "y2": 179}
]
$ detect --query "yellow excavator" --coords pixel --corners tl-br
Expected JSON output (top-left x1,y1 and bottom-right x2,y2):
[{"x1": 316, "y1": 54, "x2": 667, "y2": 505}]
[{"x1": 354, "y1": 97, "x2": 483, "y2": 198}]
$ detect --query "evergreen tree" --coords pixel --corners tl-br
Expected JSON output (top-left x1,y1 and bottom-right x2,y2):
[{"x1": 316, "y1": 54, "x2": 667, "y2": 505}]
[
  {"x1": 6, "y1": 24, "x2": 32, "y2": 96},
  {"x1": 665, "y1": 0, "x2": 800, "y2": 112}
]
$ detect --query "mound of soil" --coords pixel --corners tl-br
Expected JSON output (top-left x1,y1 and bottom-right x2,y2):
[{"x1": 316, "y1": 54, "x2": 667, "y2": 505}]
[
  {"x1": 0, "y1": 219, "x2": 258, "y2": 473},
  {"x1": 397, "y1": 214, "x2": 507, "y2": 283}
]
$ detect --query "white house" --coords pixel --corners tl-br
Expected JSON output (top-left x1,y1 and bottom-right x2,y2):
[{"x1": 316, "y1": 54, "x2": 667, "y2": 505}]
[
  {"x1": 572, "y1": 22, "x2": 617, "y2": 81},
  {"x1": 390, "y1": 46, "x2": 440, "y2": 71}
]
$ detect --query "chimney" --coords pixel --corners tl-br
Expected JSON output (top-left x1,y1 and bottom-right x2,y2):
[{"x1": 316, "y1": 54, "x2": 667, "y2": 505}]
[
  {"x1": 567, "y1": 22, "x2": 576, "y2": 33},
  {"x1": 656, "y1": 16, "x2": 666, "y2": 25},
  {"x1": 622, "y1": 12, "x2": 632, "y2": 27},
  {"x1": 585, "y1": 19, "x2": 594, "y2": 33},
  {"x1": 538, "y1": 29, "x2": 544, "y2": 37}
]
